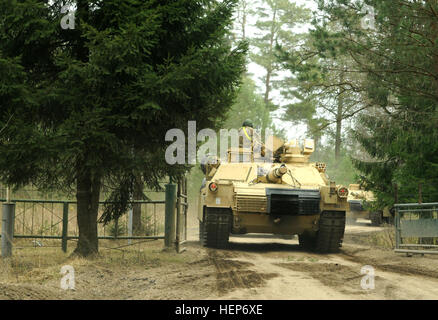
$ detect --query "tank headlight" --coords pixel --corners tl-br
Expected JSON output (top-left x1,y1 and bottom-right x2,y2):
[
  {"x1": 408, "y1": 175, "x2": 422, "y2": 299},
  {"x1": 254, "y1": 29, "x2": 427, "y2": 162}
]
[
  {"x1": 209, "y1": 182, "x2": 218, "y2": 192},
  {"x1": 337, "y1": 187, "x2": 349, "y2": 198}
]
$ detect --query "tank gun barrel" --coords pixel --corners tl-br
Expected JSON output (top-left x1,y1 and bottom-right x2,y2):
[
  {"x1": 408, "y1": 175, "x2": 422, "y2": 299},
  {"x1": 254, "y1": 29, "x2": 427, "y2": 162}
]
[{"x1": 266, "y1": 164, "x2": 288, "y2": 183}]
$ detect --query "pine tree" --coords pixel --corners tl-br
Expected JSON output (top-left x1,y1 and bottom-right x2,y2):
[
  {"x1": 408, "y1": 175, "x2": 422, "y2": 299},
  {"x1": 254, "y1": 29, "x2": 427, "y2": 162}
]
[
  {"x1": 251, "y1": 0, "x2": 310, "y2": 109},
  {"x1": 0, "y1": 0, "x2": 247, "y2": 256},
  {"x1": 310, "y1": 0, "x2": 438, "y2": 204}
]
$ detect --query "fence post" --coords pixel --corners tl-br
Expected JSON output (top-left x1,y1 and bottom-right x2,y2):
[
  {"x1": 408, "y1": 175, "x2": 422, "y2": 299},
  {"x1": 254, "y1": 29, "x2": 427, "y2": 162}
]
[
  {"x1": 1, "y1": 202, "x2": 15, "y2": 258},
  {"x1": 62, "y1": 202, "x2": 69, "y2": 253},
  {"x1": 395, "y1": 206, "x2": 401, "y2": 250},
  {"x1": 176, "y1": 179, "x2": 181, "y2": 252},
  {"x1": 128, "y1": 206, "x2": 133, "y2": 245},
  {"x1": 164, "y1": 183, "x2": 177, "y2": 248}
]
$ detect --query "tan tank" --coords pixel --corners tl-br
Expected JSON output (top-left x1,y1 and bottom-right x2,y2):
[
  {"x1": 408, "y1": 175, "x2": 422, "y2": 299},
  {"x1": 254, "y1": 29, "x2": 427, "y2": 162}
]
[
  {"x1": 347, "y1": 184, "x2": 393, "y2": 226},
  {"x1": 346, "y1": 184, "x2": 374, "y2": 223},
  {"x1": 198, "y1": 138, "x2": 348, "y2": 253}
]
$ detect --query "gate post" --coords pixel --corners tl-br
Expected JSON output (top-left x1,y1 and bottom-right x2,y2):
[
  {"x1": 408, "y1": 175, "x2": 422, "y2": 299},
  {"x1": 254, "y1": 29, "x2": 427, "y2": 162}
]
[
  {"x1": 61, "y1": 202, "x2": 69, "y2": 253},
  {"x1": 1, "y1": 202, "x2": 15, "y2": 258},
  {"x1": 164, "y1": 183, "x2": 177, "y2": 248},
  {"x1": 176, "y1": 179, "x2": 181, "y2": 252},
  {"x1": 395, "y1": 206, "x2": 401, "y2": 250}
]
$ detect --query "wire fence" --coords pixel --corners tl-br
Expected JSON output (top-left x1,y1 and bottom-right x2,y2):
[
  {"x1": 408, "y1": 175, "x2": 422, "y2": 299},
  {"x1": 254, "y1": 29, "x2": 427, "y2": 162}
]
[
  {"x1": 0, "y1": 179, "x2": 188, "y2": 255},
  {"x1": 395, "y1": 203, "x2": 438, "y2": 255},
  {"x1": 0, "y1": 199, "x2": 166, "y2": 252}
]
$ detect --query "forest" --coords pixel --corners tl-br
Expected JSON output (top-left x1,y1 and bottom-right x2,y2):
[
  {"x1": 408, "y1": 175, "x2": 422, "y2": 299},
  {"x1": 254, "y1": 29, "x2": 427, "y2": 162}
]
[{"x1": 1, "y1": 0, "x2": 438, "y2": 256}]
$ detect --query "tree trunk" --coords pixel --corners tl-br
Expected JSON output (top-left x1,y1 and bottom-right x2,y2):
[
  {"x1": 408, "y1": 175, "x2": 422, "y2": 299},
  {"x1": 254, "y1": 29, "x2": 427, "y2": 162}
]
[
  {"x1": 335, "y1": 73, "x2": 344, "y2": 161},
  {"x1": 335, "y1": 108, "x2": 342, "y2": 161},
  {"x1": 264, "y1": 6, "x2": 277, "y2": 107},
  {"x1": 132, "y1": 176, "x2": 144, "y2": 236},
  {"x1": 264, "y1": 68, "x2": 272, "y2": 106},
  {"x1": 74, "y1": 168, "x2": 101, "y2": 257},
  {"x1": 241, "y1": 0, "x2": 247, "y2": 40}
]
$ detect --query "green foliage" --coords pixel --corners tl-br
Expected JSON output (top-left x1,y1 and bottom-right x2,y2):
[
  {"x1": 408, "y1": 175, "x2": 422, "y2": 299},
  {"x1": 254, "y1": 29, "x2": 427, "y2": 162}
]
[
  {"x1": 311, "y1": 145, "x2": 357, "y2": 186},
  {"x1": 108, "y1": 220, "x2": 126, "y2": 238},
  {"x1": 223, "y1": 76, "x2": 272, "y2": 131},
  {"x1": 312, "y1": 0, "x2": 438, "y2": 205},
  {"x1": 0, "y1": 1, "x2": 247, "y2": 240},
  {"x1": 251, "y1": 0, "x2": 311, "y2": 106}
]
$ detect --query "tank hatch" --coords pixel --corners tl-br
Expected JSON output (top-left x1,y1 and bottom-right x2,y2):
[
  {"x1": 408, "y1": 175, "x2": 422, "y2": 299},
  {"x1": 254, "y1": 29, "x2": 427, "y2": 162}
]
[{"x1": 266, "y1": 188, "x2": 321, "y2": 216}]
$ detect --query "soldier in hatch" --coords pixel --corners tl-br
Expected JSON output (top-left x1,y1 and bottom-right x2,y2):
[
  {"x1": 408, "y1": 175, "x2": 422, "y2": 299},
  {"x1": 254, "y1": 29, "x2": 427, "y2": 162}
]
[{"x1": 238, "y1": 119, "x2": 265, "y2": 158}]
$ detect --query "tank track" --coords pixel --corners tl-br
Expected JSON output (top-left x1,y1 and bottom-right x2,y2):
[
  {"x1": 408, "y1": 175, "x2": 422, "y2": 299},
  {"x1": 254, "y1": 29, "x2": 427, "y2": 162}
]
[
  {"x1": 315, "y1": 211, "x2": 346, "y2": 253},
  {"x1": 199, "y1": 220, "x2": 205, "y2": 246},
  {"x1": 200, "y1": 207, "x2": 231, "y2": 249},
  {"x1": 299, "y1": 211, "x2": 346, "y2": 253}
]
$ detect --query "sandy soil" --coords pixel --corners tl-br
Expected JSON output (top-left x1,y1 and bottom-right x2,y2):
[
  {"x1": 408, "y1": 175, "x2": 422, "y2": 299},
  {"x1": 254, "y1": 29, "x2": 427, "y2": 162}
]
[{"x1": 1, "y1": 220, "x2": 438, "y2": 300}]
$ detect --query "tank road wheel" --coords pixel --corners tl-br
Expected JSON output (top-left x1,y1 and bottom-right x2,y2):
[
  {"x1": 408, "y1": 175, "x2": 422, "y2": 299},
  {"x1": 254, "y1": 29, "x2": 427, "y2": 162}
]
[
  {"x1": 370, "y1": 211, "x2": 383, "y2": 226},
  {"x1": 315, "y1": 211, "x2": 346, "y2": 253},
  {"x1": 202, "y1": 207, "x2": 231, "y2": 249}
]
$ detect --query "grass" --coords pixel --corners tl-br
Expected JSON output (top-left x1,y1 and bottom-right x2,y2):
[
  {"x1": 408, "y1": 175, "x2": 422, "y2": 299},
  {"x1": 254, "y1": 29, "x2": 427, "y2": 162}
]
[
  {"x1": 0, "y1": 239, "x2": 191, "y2": 286},
  {"x1": 364, "y1": 225, "x2": 395, "y2": 249},
  {"x1": 351, "y1": 225, "x2": 438, "y2": 249}
]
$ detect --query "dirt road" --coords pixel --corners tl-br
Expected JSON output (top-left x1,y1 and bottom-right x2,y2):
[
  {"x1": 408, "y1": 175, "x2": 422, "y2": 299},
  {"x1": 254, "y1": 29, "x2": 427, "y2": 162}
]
[
  {"x1": 196, "y1": 221, "x2": 438, "y2": 300},
  {"x1": 1, "y1": 219, "x2": 438, "y2": 300}
]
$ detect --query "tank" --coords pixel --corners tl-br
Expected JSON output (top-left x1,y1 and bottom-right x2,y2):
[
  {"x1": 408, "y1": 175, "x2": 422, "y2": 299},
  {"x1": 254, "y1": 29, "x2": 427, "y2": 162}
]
[
  {"x1": 347, "y1": 184, "x2": 393, "y2": 226},
  {"x1": 346, "y1": 184, "x2": 373, "y2": 224},
  {"x1": 198, "y1": 138, "x2": 349, "y2": 253}
]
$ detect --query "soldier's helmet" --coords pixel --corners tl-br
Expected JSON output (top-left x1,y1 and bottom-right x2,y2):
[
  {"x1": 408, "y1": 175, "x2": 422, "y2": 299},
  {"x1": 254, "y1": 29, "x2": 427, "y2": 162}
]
[{"x1": 242, "y1": 119, "x2": 254, "y2": 128}]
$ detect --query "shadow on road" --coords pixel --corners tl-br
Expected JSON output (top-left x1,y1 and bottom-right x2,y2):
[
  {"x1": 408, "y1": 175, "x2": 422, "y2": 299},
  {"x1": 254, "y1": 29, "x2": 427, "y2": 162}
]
[{"x1": 225, "y1": 241, "x2": 302, "y2": 253}]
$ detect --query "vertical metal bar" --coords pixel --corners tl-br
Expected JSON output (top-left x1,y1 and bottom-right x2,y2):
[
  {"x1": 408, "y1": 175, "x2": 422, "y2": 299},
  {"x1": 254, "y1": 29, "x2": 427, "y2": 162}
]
[
  {"x1": 164, "y1": 183, "x2": 177, "y2": 248},
  {"x1": 22, "y1": 202, "x2": 25, "y2": 234},
  {"x1": 153, "y1": 203, "x2": 156, "y2": 235},
  {"x1": 176, "y1": 179, "x2": 181, "y2": 252},
  {"x1": 41, "y1": 203, "x2": 44, "y2": 235},
  {"x1": 50, "y1": 203, "x2": 54, "y2": 235},
  {"x1": 128, "y1": 205, "x2": 133, "y2": 245},
  {"x1": 1, "y1": 203, "x2": 15, "y2": 258},
  {"x1": 62, "y1": 202, "x2": 69, "y2": 253},
  {"x1": 31, "y1": 203, "x2": 34, "y2": 235},
  {"x1": 184, "y1": 178, "x2": 188, "y2": 242},
  {"x1": 395, "y1": 206, "x2": 401, "y2": 250}
]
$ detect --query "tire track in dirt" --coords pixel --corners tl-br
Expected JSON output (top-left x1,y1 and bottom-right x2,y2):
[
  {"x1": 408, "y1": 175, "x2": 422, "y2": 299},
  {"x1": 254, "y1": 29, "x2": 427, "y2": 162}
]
[
  {"x1": 204, "y1": 234, "x2": 438, "y2": 299},
  {"x1": 207, "y1": 249, "x2": 278, "y2": 295}
]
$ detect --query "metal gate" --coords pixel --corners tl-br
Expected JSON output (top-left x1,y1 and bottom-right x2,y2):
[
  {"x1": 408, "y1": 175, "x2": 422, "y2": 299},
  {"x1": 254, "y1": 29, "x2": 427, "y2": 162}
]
[{"x1": 395, "y1": 203, "x2": 438, "y2": 254}]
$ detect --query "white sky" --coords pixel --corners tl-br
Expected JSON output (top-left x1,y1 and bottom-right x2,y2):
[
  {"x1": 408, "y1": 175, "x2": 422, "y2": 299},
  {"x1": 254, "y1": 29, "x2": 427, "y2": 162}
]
[{"x1": 244, "y1": 0, "x2": 319, "y2": 140}]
